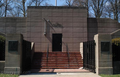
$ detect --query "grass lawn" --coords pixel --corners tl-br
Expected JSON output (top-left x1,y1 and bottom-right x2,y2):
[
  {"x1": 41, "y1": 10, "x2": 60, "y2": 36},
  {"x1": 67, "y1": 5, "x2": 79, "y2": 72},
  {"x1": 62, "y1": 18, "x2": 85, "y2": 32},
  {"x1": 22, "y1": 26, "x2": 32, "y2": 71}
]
[
  {"x1": 0, "y1": 74, "x2": 18, "y2": 77},
  {"x1": 100, "y1": 74, "x2": 120, "y2": 77}
]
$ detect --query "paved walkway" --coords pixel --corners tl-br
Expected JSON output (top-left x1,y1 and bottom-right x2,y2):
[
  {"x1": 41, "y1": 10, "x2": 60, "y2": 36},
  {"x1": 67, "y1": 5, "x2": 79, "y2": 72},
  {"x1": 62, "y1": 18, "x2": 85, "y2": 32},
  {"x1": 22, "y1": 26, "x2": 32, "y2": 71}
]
[
  {"x1": 19, "y1": 73, "x2": 101, "y2": 77},
  {"x1": 31, "y1": 69, "x2": 90, "y2": 73}
]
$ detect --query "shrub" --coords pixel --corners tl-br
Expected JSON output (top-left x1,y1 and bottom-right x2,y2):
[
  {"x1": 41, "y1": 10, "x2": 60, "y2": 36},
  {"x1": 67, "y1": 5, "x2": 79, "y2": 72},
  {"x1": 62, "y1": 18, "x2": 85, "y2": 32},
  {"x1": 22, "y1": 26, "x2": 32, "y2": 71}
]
[
  {"x1": 0, "y1": 35, "x2": 5, "y2": 42},
  {"x1": 112, "y1": 37, "x2": 120, "y2": 46}
]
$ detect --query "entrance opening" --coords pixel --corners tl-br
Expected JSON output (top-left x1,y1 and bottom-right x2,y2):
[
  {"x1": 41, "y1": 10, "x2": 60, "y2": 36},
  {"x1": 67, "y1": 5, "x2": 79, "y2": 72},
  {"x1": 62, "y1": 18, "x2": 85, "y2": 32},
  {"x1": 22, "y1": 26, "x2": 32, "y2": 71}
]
[
  {"x1": 112, "y1": 38, "x2": 120, "y2": 74},
  {"x1": 52, "y1": 34, "x2": 62, "y2": 52},
  {"x1": 0, "y1": 35, "x2": 5, "y2": 61}
]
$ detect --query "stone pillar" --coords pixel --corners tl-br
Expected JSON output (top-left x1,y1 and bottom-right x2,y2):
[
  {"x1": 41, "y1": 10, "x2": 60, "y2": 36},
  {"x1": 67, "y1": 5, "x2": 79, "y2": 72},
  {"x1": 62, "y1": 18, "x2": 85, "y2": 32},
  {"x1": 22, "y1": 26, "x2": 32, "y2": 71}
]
[
  {"x1": 4, "y1": 34, "x2": 23, "y2": 74},
  {"x1": 94, "y1": 34, "x2": 113, "y2": 75},
  {"x1": 80, "y1": 42, "x2": 83, "y2": 59}
]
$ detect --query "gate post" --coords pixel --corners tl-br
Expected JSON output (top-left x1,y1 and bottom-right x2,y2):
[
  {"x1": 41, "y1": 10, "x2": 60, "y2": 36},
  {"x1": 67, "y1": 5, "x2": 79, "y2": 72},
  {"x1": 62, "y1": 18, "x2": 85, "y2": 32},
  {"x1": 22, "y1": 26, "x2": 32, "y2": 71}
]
[
  {"x1": 4, "y1": 34, "x2": 23, "y2": 74},
  {"x1": 80, "y1": 42, "x2": 83, "y2": 59},
  {"x1": 94, "y1": 34, "x2": 113, "y2": 75}
]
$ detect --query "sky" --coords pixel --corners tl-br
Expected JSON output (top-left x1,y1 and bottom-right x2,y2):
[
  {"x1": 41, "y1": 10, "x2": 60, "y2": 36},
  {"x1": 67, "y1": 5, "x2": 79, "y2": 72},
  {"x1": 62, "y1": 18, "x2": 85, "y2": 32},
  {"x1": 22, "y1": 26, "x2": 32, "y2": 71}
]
[{"x1": 47, "y1": 0, "x2": 66, "y2": 6}]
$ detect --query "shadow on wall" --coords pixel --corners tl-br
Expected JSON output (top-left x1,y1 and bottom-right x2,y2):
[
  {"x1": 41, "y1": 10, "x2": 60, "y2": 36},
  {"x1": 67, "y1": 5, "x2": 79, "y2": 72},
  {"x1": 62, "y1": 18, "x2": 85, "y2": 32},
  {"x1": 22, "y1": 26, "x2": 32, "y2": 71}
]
[
  {"x1": 45, "y1": 21, "x2": 63, "y2": 43},
  {"x1": 45, "y1": 22, "x2": 52, "y2": 43},
  {"x1": 87, "y1": 18, "x2": 98, "y2": 41}
]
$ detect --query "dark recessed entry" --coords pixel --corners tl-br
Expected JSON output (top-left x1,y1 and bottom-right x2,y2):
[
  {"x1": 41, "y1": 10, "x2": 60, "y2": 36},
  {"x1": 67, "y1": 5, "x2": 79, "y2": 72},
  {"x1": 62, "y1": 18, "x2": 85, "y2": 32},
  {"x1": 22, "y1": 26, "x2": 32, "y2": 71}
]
[{"x1": 52, "y1": 34, "x2": 62, "y2": 52}]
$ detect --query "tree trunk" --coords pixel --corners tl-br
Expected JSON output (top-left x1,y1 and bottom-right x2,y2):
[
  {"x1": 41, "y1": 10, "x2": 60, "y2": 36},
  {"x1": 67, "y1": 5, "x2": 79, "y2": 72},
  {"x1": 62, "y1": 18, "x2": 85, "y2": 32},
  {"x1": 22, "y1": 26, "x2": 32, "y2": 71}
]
[
  {"x1": 5, "y1": 5, "x2": 7, "y2": 17},
  {"x1": 5, "y1": 0, "x2": 7, "y2": 17},
  {"x1": 23, "y1": 0, "x2": 25, "y2": 17},
  {"x1": 36, "y1": 0, "x2": 37, "y2": 6},
  {"x1": 115, "y1": 0, "x2": 118, "y2": 21},
  {"x1": 86, "y1": 0, "x2": 89, "y2": 17}
]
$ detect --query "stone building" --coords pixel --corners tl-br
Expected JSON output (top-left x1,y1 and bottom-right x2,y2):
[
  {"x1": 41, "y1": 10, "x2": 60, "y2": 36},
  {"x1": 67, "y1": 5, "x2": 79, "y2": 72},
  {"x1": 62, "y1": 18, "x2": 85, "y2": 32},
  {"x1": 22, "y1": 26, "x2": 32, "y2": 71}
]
[
  {"x1": 0, "y1": 6, "x2": 119, "y2": 52},
  {"x1": 0, "y1": 6, "x2": 120, "y2": 74}
]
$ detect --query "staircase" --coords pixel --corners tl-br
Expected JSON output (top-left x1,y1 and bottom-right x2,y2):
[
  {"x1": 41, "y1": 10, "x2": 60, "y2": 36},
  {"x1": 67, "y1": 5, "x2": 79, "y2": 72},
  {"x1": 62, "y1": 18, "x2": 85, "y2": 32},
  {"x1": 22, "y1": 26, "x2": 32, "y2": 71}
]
[{"x1": 31, "y1": 52, "x2": 83, "y2": 69}]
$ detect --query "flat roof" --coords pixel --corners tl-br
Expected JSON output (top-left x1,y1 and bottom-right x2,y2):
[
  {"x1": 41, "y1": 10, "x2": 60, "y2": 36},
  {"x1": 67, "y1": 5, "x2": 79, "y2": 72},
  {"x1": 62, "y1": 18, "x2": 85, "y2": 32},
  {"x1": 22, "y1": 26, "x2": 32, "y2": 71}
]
[{"x1": 28, "y1": 6, "x2": 86, "y2": 9}]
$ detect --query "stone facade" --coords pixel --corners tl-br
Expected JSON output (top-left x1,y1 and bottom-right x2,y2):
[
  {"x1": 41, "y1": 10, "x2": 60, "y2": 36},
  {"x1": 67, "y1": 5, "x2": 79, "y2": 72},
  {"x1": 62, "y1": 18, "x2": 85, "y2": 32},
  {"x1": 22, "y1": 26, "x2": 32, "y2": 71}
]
[
  {"x1": 0, "y1": 6, "x2": 120, "y2": 52},
  {"x1": 88, "y1": 18, "x2": 120, "y2": 41},
  {"x1": 94, "y1": 34, "x2": 113, "y2": 74}
]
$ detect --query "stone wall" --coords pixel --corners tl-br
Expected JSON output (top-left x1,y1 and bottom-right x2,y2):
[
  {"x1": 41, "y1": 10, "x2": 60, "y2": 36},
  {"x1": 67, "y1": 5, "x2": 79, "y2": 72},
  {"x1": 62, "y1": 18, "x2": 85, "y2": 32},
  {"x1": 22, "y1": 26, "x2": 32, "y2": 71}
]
[
  {"x1": 0, "y1": 7, "x2": 87, "y2": 52},
  {"x1": 94, "y1": 34, "x2": 113, "y2": 74},
  {"x1": 0, "y1": 61, "x2": 5, "y2": 73},
  {"x1": 87, "y1": 18, "x2": 98, "y2": 41},
  {"x1": 0, "y1": 7, "x2": 120, "y2": 52},
  {"x1": 4, "y1": 34, "x2": 23, "y2": 74},
  {"x1": 0, "y1": 17, "x2": 27, "y2": 37},
  {"x1": 26, "y1": 6, "x2": 87, "y2": 52},
  {"x1": 88, "y1": 18, "x2": 120, "y2": 41}
]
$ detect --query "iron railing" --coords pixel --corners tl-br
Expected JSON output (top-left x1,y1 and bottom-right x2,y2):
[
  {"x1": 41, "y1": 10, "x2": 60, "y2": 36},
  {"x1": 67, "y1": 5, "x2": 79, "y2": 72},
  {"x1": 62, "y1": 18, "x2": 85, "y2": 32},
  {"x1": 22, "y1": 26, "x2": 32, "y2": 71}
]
[
  {"x1": 46, "y1": 44, "x2": 49, "y2": 68},
  {"x1": 83, "y1": 40, "x2": 96, "y2": 73},
  {"x1": 66, "y1": 43, "x2": 70, "y2": 67},
  {"x1": 0, "y1": 41, "x2": 5, "y2": 61}
]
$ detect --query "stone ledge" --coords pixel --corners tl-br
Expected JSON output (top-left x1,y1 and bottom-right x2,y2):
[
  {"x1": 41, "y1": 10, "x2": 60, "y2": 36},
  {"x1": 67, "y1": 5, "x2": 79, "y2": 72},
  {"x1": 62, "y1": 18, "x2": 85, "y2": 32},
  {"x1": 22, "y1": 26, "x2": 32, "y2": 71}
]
[
  {"x1": 4, "y1": 67, "x2": 21, "y2": 74},
  {"x1": 28, "y1": 6, "x2": 86, "y2": 9},
  {"x1": 98, "y1": 67, "x2": 113, "y2": 75}
]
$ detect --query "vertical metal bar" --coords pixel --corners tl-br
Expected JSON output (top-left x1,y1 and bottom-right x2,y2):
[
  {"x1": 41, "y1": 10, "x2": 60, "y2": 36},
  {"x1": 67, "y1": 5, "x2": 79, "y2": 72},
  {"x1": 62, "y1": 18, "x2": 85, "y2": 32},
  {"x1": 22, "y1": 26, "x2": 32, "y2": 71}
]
[
  {"x1": 66, "y1": 43, "x2": 70, "y2": 67},
  {"x1": 83, "y1": 42, "x2": 85, "y2": 68},
  {"x1": 83, "y1": 40, "x2": 96, "y2": 72},
  {"x1": 47, "y1": 44, "x2": 49, "y2": 68},
  {"x1": 44, "y1": 20, "x2": 46, "y2": 35},
  {"x1": 94, "y1": 41, "x2": 95, "y2": 72},
  {"x1": 87, "y1": 42, "x2": 88, "y2": 69}
]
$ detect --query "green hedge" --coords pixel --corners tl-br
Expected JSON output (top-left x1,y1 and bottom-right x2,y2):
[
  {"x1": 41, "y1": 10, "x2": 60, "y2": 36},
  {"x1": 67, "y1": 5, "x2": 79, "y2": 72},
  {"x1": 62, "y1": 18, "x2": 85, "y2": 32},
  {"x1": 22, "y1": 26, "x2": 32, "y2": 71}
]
[
  {"x1": 0, "y1": 35, "x2": 5, "y2": 42},
  {"x1": 100, "y1": 74, "x2": 120, "y2": 77},
  {"x1": 0, "y1": 74, "x2": 18, "y2": 77},
  {"x1": 112, "y1": 37, "x2": 120, "y2": 46}
]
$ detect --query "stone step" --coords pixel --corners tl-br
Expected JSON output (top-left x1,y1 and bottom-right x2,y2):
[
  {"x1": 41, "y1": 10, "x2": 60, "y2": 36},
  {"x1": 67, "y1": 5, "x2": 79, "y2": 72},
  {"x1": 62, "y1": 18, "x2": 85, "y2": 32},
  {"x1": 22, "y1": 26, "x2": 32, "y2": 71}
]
[{"x1": 31, "y1": 52, "x2": 83, "y2": 69}]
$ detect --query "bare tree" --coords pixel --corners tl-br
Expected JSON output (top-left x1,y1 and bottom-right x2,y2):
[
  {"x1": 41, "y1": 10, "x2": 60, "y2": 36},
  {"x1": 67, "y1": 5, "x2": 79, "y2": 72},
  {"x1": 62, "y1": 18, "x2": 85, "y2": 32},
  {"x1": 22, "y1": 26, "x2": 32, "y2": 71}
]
[
  {"x1": 73, "y1": 0, "x2": 89, "y2": 16},
  {"x1": 102, "y1": 2, "x2": 113, "y2": 18},
  {"x1": 8, "y1": 5, "x2": 22, "y2": 17},
  {"x1": 0, "y1": 0, "x2": 4, "y2": 7},
  {"x1": 90, "y1": 0, "x2": 107, "y2": 18},
  {"x1": 43, "y1": 2, "x2": 53, "y2": 6},
  {"x1": 2, "y1": 0, "x2": 13, "y2": 17},
  {"x1": 108, "y1": 0, "x2": 120, "y2": 21},
  {"x1": 0, "y1": 7, "x2": 4, "y2": 17},
  {"x1": 31, "y1": 0, "x2": 47, "y2": 6},
  {"x1": 22, "y1": 0, "x2": 26, "y2": 17},
  {"x1": 0, "y1": 0, "x2": 4, "y2": 17},
  {"x1": 65, "y1": 0, "x2": 76, "y2": 6},
  {"x1": 13, "y1": 0, "x2": 27, "y2": 17}
]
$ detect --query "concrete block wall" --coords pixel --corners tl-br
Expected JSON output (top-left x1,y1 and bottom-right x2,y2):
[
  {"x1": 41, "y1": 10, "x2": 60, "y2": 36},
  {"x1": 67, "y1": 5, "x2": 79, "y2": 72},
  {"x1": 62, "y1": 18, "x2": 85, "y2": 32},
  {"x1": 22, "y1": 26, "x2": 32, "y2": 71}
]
[
  {"x1": 94, "y1": 34, "x2": 113, "y2": 74},
  {"x1": 97, "y1": 18, "x2": 120, "y2": 33},
  {"x1": 87, "y1": 18, "x2": 120, "y2": 41},
  {"x1": 111, "y1": 29, "x2": 120, "y2": 39},
  {"x1": 87, "y1": 18, "x2": 98, "y2": 41},
  {"x1": 27, "y1": 6, "x2": 87, "y2": 52},
  {"x1": 0, "y1": 7, "x2": 119, "y2": 52},
  {"x1": 0, "y1": 17, "x2": 27, "y2": 37},
  {"x1": 0, "y1": 61, "x2": 5, "y2": 73},
  {"x1": 4, "y1": 34, "x2": 23, "y2": 74}
]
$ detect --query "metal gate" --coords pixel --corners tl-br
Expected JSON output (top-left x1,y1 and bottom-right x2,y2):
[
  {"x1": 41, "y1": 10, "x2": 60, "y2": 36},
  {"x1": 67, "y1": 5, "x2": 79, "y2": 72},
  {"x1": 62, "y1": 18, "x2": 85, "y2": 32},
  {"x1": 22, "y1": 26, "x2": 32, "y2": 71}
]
[
  {"x1": 0, "y1": 40, "x2": 5, "y2": 61},
  {"x1": 83, "y1": 40, "x2": 95, "y2": 72},
  {"x1": 112, "y1": 42, "x2": 120, "y2": 74}
]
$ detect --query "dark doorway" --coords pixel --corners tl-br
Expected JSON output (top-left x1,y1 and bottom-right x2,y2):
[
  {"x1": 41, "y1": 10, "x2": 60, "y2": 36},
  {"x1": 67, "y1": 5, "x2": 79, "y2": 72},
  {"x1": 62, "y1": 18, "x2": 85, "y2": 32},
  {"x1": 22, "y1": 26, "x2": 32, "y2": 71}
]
[
  {"x1": 112, "y1": 42, "x2": 120, "y2": 74},
  {"x1": 52, "y1": 34, "x2": 62, "y2": 52}
]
